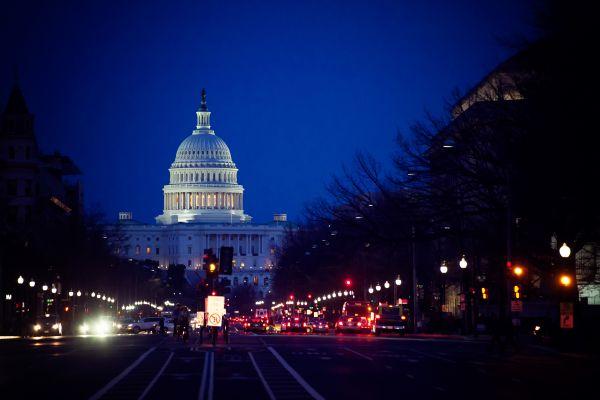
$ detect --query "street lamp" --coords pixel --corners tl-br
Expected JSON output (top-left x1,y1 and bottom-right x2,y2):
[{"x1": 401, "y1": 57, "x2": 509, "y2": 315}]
[
  {"x1": 559, "y1": 274, "x2": 572, "y2": 287},
  {"x1": 91, "y1": 292, "x2": 96, "y2": 298},
  {"x1": 69, "y1": 291, "x2": 74, "y2": 297},
  {"x1": 29, "y1": 280, "x2": 35, "y2": 288},
  {"x1": 440, "y1": 261, "x2": 448, "y2": 274},
  {"x1": 17, "y1": 276, "x2": 24, "y2": 285},
  {"x1": 559, "y1": 243, "x2": 571, "y2": 258},
  {"x1": 51, "y1": 287, "x2": 57, "y2": 294},
  {"x1": 384, "y1": 281, "x2": 390, "y2": 289},
  {"x1": 395, "y1": 277, "x2": 402, "y2": 286},
  {"x1": 459, "y1": 256, "x2": 468, "y2": 269},
  {"x1": 375, "y1": 284, "x2": 381, "y2": 292},
  {"x1": 368, "y1": 286, "x2": 374, "y2": 294},
  {"x1": 76, "y1": 290, "x2": 82, "y2": 297},
  {"x1": 42, "y1": 284, "x2": 48, "y2": 291}
]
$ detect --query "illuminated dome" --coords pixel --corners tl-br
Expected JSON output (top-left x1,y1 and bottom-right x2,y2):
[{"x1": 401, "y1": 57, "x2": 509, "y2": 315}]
[{"x1": 156, "y1": 89, "x2": 251, "y2": 225}]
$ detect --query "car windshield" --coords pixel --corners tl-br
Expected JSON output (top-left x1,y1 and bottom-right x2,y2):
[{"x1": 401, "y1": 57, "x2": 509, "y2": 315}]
[{"x1": 381, "y1": 308, "x2": 401, "y2": 317}]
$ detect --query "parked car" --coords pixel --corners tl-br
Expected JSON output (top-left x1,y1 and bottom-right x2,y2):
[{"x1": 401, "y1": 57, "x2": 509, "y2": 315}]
[{"x1": 307, "y1": 318, "x2": 329, "y2": 334}]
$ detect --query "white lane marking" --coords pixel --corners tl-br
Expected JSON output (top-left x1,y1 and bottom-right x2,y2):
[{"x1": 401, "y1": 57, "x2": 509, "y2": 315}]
[
  {"x1": 208, "y1": 351, "x2": 215, "y2": 400},
  {"x1": 138, "y1": 352, "x2": 174, "y2": 400},
  {"x1": 409, "y1": 348, "x2": 456, "y2": 364},
  {"x1": 198, "y1": 352, "x2": 211, "y2": 400},
  {"x1": 248, "y1": 352, "x2": 276, "y2": 400},
  {"x1": 343, "y1": 347, "x2": 374, "y2": 361},
  {"x1": 89, "y1": 346, "x2": 157, "y2": 400},
  {"x1": 267, "y1": 346, "x2": 325, "y2": 400}
]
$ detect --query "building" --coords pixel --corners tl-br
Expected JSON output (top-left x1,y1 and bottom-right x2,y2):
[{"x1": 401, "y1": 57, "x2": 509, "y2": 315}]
[
  {"x1": 0, "y1": 82, "x2": 83, "y2": 229},
  {"x1": 108, "y1": 90, "x2": 287, "y2": 299}
]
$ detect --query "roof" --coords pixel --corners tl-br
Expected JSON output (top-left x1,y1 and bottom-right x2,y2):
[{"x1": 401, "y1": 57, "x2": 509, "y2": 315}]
[{"x1": 3, "y1": 84, "x2": 29, "y2": 114}]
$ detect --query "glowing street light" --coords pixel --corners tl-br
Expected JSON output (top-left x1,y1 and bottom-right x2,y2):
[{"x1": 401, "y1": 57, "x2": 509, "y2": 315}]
[
  {"x1": 395, "y1": 276, "x2": 402, "y2": 286},
  {"x1": 440, "y1": 261, "x2": 448, "y2": 274},
  {"x1": 375, "y1": 284, "x2": 381, "y2": 292},
  {"x1": 559, "y1": 274, "x2": 572, "y2": 287},
  {"x1": 29, "y1": 280, "x2": 35, "y2": 288},
  {"x1": 559, "y1": 243, "x2": 571, "y2": 258},
  {"x1": 42, "y1": 284, "x2": 48, "y2": 291},
  {"x1": 17, "y1": 276, "x2": 24, "y2": 285},
  {"x1": 368, "y1": 286, "x2": 374, "y2": 294},
  {"x1": 51, "y1": 287, "x2": 57, "y2": 294},
  {"x1": 384, "y1": 281, "x2": 390, "y2": 289},
  {"x1": 68, "y1": 291, "x2": 74, "y2": 297},
  {"x1": 76, "y1": 290, "x2": 82, "y2": 297},
  {"x1": 459, "y1": 256, "x2": 468, "y2": 269},
  {"x1": 91, "y1": 292, "x2": 96, "y2": 298}
]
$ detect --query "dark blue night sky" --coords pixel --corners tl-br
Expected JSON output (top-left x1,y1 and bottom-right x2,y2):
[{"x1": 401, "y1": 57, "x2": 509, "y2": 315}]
[{"x1": 1, "y1": 0, "x2": 535, "y2": 223}]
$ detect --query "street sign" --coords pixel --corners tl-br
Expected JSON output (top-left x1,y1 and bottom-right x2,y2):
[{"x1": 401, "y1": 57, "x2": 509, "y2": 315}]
[
  {"x1": 510, "y1": 300, "x2": 523, "y2": 312},
  {"x1": 205, "y1": 295, "x2": 225, "y2": 314},
  {"x1": 207, "y1": 313, "x2": 222, "y2": 327},
  {"x1": 560, "y1": 302, "x2": 574, "y2": 329}
]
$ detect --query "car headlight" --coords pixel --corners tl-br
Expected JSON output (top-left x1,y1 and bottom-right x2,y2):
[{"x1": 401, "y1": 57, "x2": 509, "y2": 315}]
[
  {"x1": 33, "y1": 324, "x2": 41, "y2": 331},
  {"x1": 117, "y1": 324, "x2": 122, "y2": 329},
  {"x1": 52, "y1": 324, "x2": 60, "y2": 330},
  {"x1": 95, "y1": 320, "x2": 110, "y2": 334},
  {"x1": 80, "y1": 323, "x2": 89, "y2": 334}
]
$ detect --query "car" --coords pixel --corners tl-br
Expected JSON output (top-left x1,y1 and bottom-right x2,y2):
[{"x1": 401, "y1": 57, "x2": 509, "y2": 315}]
[
  {"x1": 126, "y1": 317, "x2": 163, "y2": 334},
  {"x1": 244, "y1": 318, "x2": 268, "y2": 333},
  {"x1": 116, "y1": 318, "x2": 135, "y2": 333},
  {"x1": 79, "y1": 315, "x2": 117, "y2": 335},
  {"x1": 372, "y1": 305, "x2": 407, "y2": 335},
  {"x1": 32, "y1": 314, "x2": 62, "y2": 336},
  {"x1": 307, "y1": 318, "x2": 328, "y2": 334},
  {"x1": 335, "y1": 316, "x2": 371, "y2": 334},
  {"x1": 153, "y1": 318, "x2": 175, "y2": 334}
]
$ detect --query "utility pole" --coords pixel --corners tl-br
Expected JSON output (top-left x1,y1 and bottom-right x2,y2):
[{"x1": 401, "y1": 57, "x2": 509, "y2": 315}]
[{"x1": 411, "y1": 225, "x2": 419, "y2": 333}]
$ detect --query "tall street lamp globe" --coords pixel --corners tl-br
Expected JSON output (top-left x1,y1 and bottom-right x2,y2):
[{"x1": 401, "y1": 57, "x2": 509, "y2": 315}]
[
  {"x1": 29, "y1": 280, "x2": 35, "y2": 288},
  {"x1": 42, "y1": 284, "x2": 48, "y2": 291},
  {"x1": 395, "y1": 277, "x2": 402, "y2": 286},
  {"x1": 68, "y1": 291, "x2": 74, "y2": 297},
  {"x1": 559, "y1": 243, "x2": 571, "y2": 258},
  {"x1": 384, "y1": 281, "x2": 390, "y2": 289},
  {"x1": 459, "y1": 256, "x2": 468, "y2": 269},
  {"x1": 102, "y1": 295, "x2": 106, "y2": 301},
  {"x1": 17, "y1": 276, "x2": 24, "y2": 285},
  {"x1": 440, "y1": 261, "x2": 448, "y2": 274},
  {"x1": 51, "y1": 287, "x2": 57, "y2": 294},
  {"x1": 375, "y1": 284, "x2": 381, "y2": 292},
  {"x1": 77, "y1": 290, "x2": 82, "y2": 297},
  {"x1": 91, "y1": 292, "x2": 96, "y2": 298},
  {"x1": 368, "y1": 286, "x2": 374, "y2": 294}
]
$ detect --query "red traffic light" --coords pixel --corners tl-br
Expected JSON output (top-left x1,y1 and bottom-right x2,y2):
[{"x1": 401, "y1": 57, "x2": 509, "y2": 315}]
[
  {"x1": 289, "y1": 294, "x2": 295, "y2": 300},
  {"x1": 344, "y1": 279, "x2": 352, "y2": 287},
  {"x1": 307, "y1": 293, "x2": 312, "y2": 299},
  {"x1": 211, "y1": 291, "x2": 217, "y2": 296}
]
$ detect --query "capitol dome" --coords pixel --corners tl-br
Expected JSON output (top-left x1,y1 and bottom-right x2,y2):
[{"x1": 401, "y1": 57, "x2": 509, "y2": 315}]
[
  {"x1": 156, "y1": 89, "x2": 251, "y2": 225},
  {"x1": 173, "y1": 133, "x2": 235, "y2": 168}
]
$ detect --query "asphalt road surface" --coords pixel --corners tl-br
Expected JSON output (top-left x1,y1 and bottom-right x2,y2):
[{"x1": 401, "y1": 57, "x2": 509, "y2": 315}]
[{"x1": 1, "y1": 332, "x2": 596, "y2": 399}]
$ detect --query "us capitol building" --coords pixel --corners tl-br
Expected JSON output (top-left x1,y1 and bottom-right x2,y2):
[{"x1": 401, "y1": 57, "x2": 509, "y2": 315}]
[{"x1": 108, "y1": 90, "x2": 287, "y2": 299}]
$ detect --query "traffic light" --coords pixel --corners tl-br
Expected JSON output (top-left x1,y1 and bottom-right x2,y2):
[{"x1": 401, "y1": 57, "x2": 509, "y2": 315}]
[
  {"x1": 203, "y1": 248, "x2": 219, "y2": 278},
  {"x1": 513, "y1": 266, "x2": 524, "y2": 277},
  {"x1": 481, "y1": 287, "x2": 488, "y2": 300},
  {"x1": 344, "y1": 278, "x2": 352, "y2": 288},
  {"x1": 219, "y1": 246, "x2": 234, "y2": 275},
  {"x1": 559, "y1": 274, "x2": 572, "y2": 287},
  {"x1": 513, "y1": 284, "x2": 521, "y2": 299}
]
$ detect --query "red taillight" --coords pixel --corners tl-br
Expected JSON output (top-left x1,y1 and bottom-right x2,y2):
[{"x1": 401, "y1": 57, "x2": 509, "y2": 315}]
[
  {"x1": 375, "y1": 315, "x2": 381, "y2": 319},
  {"x1": 357, "y1": 322, "x2": 362, "y2": 327},
  {"x1": 294, "y1": 318, "x2": 299, "y2": 321},
  {"x1": 401, "y1": 315, "x2": 407, "y2": 321},
  {"x1": 302, "y1": 322, "x2": 307, "y2": 327},
  {"x1": 338, "y1": 321, "x2": 343, "y2": 326}
]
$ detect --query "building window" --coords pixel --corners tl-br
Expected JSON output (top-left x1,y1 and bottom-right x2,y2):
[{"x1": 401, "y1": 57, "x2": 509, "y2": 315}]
[
  {"x1": 243, "y1": 277, "x2": 248, "y2": 285},
  {"x1": 24, "y1": 180, "x2": 32, "y2": 196},
  {"x1": 264, "y1": 277, "x2": 269, "y2": 286},
  {"x1": 146, "y1": 247, "x2": 151, "y2": 255},
  {"x1": 233, "y1": 277, "x2": 239, "y2": 286},
  {"x1": 7, "y1": 179, "x2": 17, "y2": 196},
  {"x1": 135, "y1": 245, "x2": 141, "y2": 255},
  {"x1": 253, "y1": 276, "x2": 259, "y2": 286},
  {"x1": 188, "y1": 259, "x2": 191, "y2": 267},
  {"x1": 156, "y1": 247, "x2": 160, "y2": 255},
  {"x1": 188, "y1": 246, "x2": 192, "y2": 255}
]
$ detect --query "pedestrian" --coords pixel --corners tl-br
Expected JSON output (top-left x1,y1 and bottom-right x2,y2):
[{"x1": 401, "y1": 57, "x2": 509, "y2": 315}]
[{"x1": 223, "y1": 314, "x2": 230, "y2": 344}]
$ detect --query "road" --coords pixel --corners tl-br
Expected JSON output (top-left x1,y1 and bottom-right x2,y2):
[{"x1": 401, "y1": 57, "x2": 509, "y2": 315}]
[{"x1": 0, "y1": 332, "x2": 596, "y2": 399}]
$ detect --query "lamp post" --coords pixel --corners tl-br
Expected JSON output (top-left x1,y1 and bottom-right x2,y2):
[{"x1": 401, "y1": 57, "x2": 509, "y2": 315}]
[
  {"x1": 440, "y1": 261, "x2": 448, "y2": 311},
  {"x1": 394, "y1": 276, "x2": 402, "y2": 305},
  {"x1": 17, "y1": 276, "x2": 24, "y2": 336}
]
